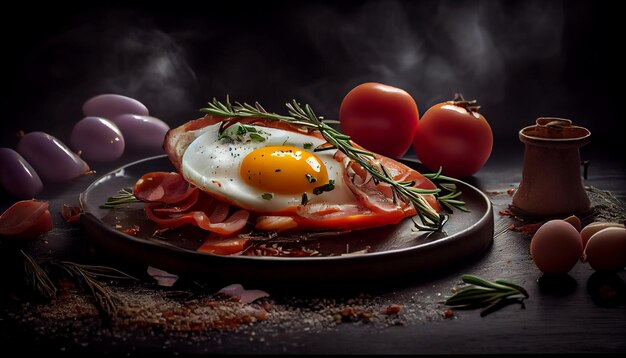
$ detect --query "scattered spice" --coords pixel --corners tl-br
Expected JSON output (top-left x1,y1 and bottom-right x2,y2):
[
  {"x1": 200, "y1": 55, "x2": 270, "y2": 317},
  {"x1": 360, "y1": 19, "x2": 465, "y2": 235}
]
[
  {"x1": 498, "y1": 209, "x2": 513, "y2": 217},
  {"x1": 513, "y1": 223, "x2": 542, "y2": 235},
  {"x1": 384, "y1": 304, "x2": 402, "y2": 315},
  {"x1": 121, "y1": 225, "x2": 141, "y2": 236}
]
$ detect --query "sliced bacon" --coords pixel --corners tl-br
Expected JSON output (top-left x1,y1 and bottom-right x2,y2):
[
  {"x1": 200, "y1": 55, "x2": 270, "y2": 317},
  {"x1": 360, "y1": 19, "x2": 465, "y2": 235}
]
[
  {"x1": 336, "y1": 150, "x2": 441, "y2": 215},
  {"x1": 145, "y1": 204, "x2": 249, "y2": 236},
  {"x1": 160, "y1": 116, "x2": 444, "y2": 235},
  {"x1": 134, "y1": 171, "x2": 249, "y2": 236},
  {"x1": 197, "y1": 236, "x2": 250, "y2": 255},
  {"x1": 134, "y1": 171, "x2": 196, "y2": 204}
]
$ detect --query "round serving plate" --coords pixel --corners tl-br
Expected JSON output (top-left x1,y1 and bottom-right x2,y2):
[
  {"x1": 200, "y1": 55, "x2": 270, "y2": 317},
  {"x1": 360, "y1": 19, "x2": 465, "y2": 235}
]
[{"x1": 80, "y1": 155, "x2": 493, "y2": 284}]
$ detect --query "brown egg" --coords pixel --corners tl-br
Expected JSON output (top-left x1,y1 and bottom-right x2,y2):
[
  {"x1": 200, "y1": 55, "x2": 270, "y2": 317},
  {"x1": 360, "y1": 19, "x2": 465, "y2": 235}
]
[
  {"x1": 584, "y1": 227, "x2": 626, "y2": 272},
  {"x1": 530, "y1": 220, "x2": 583, "y2": 274},
  {"x1": 580, "y1": 222, "x2": 625, "y2": 249}
]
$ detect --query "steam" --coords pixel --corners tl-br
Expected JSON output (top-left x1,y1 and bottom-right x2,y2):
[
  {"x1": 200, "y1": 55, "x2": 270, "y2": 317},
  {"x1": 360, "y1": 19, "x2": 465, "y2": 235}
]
[
  {"x1": 20, "y1": 13, "x2": 199, "y2": 138},
  {"x1": 293, "y1": 0, "x2": 565, "y2": 116},
  {"x1": 9, "y1": 1, "x2": 566, "y2": 145}
]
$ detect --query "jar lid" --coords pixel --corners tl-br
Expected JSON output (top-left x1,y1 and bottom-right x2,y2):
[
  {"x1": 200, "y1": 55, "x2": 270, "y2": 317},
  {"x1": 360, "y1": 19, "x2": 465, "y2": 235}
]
[{"x1": 519, "y1": 117, "x2": 590, "y2": 147}]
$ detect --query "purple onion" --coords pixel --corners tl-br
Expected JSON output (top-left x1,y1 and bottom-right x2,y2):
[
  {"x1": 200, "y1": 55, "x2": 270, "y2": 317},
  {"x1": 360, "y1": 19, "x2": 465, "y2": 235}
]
[
  {"x1": 71, "y1": 117, "x2": 125, "y2": 162},
  {"x1": 82, "y1": 94, "x2": 149, "y2": 119},
  {"x1": 17, "y1": 132, "x2": 90, "y2": 183},
  {"x1": 112, "y1": 114, "x2": 170, "y2": 153},
  {"x1": 0, "y1": 148, "x2": 43, "y2": 198}
]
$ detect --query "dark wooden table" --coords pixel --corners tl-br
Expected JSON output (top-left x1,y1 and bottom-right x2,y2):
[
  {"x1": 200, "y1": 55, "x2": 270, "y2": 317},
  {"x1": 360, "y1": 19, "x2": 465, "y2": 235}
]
[{"x1": 1, "y1": 149, "x2": 625, "y2": 354}]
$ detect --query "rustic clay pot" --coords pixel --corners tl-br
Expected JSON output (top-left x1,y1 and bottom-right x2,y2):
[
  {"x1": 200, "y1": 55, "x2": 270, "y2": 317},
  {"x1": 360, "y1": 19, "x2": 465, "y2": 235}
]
[{"x1": 512, "y1": 117, "x2": 591, "y2": 216}]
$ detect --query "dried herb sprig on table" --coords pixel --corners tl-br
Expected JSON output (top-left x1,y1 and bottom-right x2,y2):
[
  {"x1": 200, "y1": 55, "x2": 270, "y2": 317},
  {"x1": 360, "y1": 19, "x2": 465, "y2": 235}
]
[
  {"x1": 20, "y1": 250, "x2": 136, "y2": 319},
  {"x1": 445, "y1": 275, "x2": 529, "y2": 317},
  {"x1": 21, "y1": 250, "x2": 57, "y2": 299},
  {"x1": 201, "y1": 98, "x2": 466, "y2": 231}
]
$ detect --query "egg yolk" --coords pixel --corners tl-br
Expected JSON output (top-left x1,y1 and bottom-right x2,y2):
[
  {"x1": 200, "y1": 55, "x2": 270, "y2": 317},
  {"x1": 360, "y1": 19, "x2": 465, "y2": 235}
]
[{"x1": 240, "y1": 145, "x2": 329, "y2": 195}]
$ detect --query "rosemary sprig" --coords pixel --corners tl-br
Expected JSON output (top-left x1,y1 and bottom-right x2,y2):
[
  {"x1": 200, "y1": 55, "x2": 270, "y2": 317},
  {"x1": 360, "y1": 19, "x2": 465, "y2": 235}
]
[
  {"x1": 201, "y1": 97, "x2": 452, "y2": 230},
  {"x1": 101, "y1": 188, "x2": 140, "y2": 208},
  {"x1": 21, "y1": 250, "x2": 56, "y2": 300},
  {"x1": 445, "y1": 275, "x2": 529, "y2": 317},
  {"x1": 49, "y1": 260, "x2": 137, "y2": 318},
  {"x1": 19, "y1": 249, "x2": 137, "y2": 319},
  {"x1": 423, "y1": 167, "x2": 469, "y2": 212}
]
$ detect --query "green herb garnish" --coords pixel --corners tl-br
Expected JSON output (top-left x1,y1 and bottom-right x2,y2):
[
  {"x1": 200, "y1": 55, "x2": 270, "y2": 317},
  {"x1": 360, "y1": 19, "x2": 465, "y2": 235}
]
[
  {"x1": 219, "y1": 122, "x2": 267, "y2": 142},
  {"x1": 303, "y1": 142, "x2": 313, "y2": 149},
  {"x1": 261, "y1": 193, "x2": 273, "y2": 200},
  {"x1": 301, "y1": 193, "x2": 309, "y2": 205},
  {"x1": 201, "y1": 97, "x2": 464, "y2": 231},
  {"x1": 305, "y1": 173, "x2": 317, "y2": 183},
  {"x1": 445, "y1": 275, "x2": 529, "y2": 317},
  {"x1": 423, "y1": 167, "x2": 468, "y2": 213},
  {"x1": 101, "y1": 188, "x2": 140, "y2": 208},
  {"x1": 313, "y1": 179, "x2": 335, "y2": 195}
]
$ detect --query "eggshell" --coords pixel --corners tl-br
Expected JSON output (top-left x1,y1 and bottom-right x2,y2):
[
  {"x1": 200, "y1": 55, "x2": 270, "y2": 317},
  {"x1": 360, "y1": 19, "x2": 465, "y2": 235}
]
[
  {"x1": 581, "y1": 222, "x2": 625, "y2": 249},
  {"x1": 584, "y1": 227, "x2": 626, "y2": 272},
  {"x1": 530, "y1": 219, "x2": 583, "y2": 275},
  {"x1": 563, "y1": 215, "x2": 581, "y2": 232}
]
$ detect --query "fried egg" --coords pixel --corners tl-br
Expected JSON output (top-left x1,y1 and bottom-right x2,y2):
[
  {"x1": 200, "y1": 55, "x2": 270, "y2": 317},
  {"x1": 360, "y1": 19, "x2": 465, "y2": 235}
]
[{"x1": 181, "y1": 121, "x2": 355, "y2": 213}]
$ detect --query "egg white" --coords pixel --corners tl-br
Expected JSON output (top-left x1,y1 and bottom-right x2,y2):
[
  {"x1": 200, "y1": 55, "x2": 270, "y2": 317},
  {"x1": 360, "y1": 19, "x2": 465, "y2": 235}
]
[{"x1": 181, "y1": 122, "x2": 356, "y2": 213}]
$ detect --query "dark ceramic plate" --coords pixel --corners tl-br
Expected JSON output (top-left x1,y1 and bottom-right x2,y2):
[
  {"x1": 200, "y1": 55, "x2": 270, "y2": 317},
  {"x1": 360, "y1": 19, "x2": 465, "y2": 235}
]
[{"x1": 80, "y1": 155, "x2": 493, "y2": 283}]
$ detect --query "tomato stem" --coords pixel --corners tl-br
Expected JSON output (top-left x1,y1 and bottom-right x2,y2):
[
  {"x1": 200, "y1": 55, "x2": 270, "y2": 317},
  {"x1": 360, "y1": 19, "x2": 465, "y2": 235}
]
[{"x1": 453, "y1": 93, "x2": 481, "y2": 115}]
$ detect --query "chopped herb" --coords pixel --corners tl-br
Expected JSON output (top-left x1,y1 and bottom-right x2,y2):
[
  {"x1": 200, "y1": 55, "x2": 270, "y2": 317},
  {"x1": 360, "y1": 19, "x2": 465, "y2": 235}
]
[
  {"x1": 249, "y1": 133, "x2": 265, "y2": 142},
  {"x1": 101, "y1": 188, "x2": 140, "y2": 208},
  {"x1": 303, "y1": 142, "x2": 313, "y2": 149},
  {"x1": 305, "y1": 173, "x2": 317, "y2": 183},
  {"x1": 219, "y1": 123, "x2": 267, "y2": 142},
  {"x1": 301, "y1": 193, "x2": 309, "y2": 205},
  {"x1": 275, "y1": 169, "x2": 282, "y2": 172},
  {"x1": 261, "y1": 193, "x2": 273, "y2": 200},
  {"x1": 313, "y1": 179, "x2": 335, "y2": 195}
]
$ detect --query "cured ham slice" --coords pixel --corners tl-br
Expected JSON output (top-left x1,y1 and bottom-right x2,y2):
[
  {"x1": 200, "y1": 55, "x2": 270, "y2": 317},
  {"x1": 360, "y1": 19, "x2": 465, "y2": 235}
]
[{"x1": 153, "y1": 116, "x2": 441, "y2": 234}]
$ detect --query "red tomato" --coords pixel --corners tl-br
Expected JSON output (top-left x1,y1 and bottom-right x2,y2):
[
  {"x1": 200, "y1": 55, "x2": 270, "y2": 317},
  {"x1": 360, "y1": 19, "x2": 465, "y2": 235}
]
[
  {"x1": 0, "y1": 199, "x2": 53, "y2": 240},
  {"x1": 413, "y1": 95, "x2": 493, "y2": 178},
  {"x1": 339, "y1": 82, "x2": 419, "y2": 158}
]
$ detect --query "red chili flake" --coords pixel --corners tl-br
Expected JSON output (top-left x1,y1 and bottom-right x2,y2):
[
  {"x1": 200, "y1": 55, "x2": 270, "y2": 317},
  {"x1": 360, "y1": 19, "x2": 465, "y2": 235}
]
[
  {"x1": 498, "y1": 209, "x2": 513, "y2": 217},
  {"x1": 121, "y1": 225, "x2": 141, "y2": 236},
  {"x1": 514, "y1": 223, "x2": 542, "y2": 235},
  {"x1": 384, "y1": 304, "x2": 402, "y2": 315},
  {"x1": 61, "y1": 204, "x2": 81, "y2": 223},
  {"x1": 212, "y1": 180, "x2": 222, "y2": 188},
  {"x1": 443, "y1": 308, "x2": 454, "y2": 318},
  {"x1": 57, "y1": 279, "x2": 76, "y2": 290}
]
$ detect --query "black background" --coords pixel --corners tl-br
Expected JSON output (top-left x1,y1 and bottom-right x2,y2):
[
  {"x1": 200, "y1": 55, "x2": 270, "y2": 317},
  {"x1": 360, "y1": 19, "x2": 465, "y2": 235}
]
[{"x1": 2, "y1": 0, "x2": 624, "y2": 165}]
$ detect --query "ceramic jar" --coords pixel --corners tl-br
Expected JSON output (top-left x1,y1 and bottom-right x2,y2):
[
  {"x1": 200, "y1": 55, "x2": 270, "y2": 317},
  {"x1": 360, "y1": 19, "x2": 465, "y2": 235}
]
[{"x1": 512, "y1": 117, "x2": 591, "y2": 216}]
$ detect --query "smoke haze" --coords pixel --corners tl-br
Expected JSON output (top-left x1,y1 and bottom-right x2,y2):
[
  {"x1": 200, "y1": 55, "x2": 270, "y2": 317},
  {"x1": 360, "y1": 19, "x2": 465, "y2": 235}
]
[{"x1": 2, "y1": 0, "x2": 623, "y2": 163}]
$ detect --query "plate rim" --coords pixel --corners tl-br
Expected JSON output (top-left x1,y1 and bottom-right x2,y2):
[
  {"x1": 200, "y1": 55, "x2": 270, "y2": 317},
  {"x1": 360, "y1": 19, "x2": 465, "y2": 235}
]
[{"x1": 80, "y1": 155, "x2": 493, "y2": 264}]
